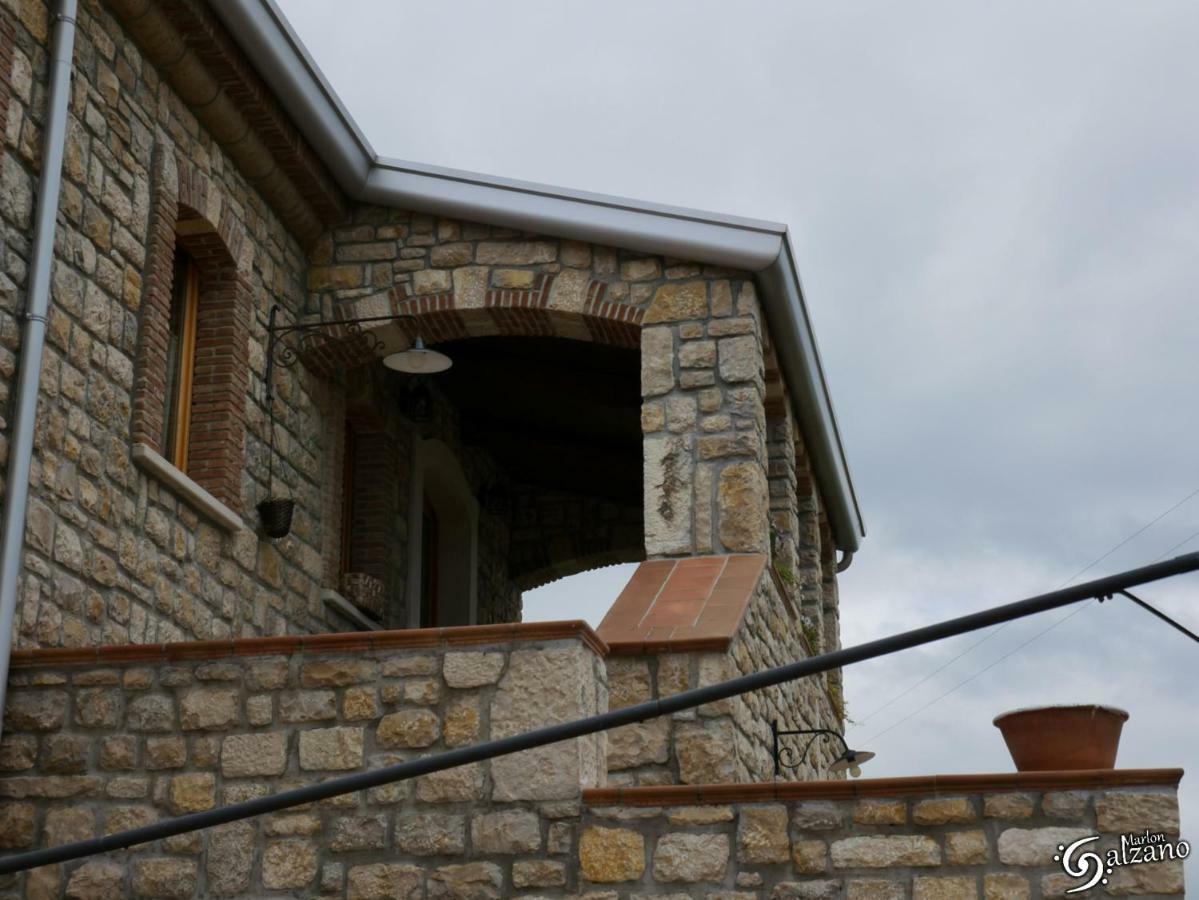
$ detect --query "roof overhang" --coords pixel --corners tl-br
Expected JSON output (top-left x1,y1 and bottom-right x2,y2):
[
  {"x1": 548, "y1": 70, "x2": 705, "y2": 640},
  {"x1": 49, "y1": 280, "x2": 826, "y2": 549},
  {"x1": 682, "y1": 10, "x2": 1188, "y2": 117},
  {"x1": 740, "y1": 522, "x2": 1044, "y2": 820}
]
[{"x1": 209, "y1": 0, "x2": 866, "y2": 553}]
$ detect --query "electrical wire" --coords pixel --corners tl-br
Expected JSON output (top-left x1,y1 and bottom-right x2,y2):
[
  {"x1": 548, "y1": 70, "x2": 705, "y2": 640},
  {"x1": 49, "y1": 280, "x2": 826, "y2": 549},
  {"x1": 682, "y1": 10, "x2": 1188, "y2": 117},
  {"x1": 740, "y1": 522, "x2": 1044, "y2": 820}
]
[
  {"x1": 1153, "y1": 528, "x2": 1199, "y2": 562},
  {"x1": 851, "y1": 487, "x2": 1199, "y2": 728},
  {"x1": 861, "y1": 601, "x2": 1093, "y2": 744}
]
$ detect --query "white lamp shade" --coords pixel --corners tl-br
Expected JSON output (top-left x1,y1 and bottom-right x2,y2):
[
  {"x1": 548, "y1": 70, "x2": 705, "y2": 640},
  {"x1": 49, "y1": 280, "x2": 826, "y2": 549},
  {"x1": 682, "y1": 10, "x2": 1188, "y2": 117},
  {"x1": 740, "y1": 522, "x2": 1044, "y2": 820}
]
[
  {"x1": 382, "y1": 337, "x2": 452, "y2": 374},
  {"x1": 829, "y1": 749, "x2": 875, "y2": 774}
]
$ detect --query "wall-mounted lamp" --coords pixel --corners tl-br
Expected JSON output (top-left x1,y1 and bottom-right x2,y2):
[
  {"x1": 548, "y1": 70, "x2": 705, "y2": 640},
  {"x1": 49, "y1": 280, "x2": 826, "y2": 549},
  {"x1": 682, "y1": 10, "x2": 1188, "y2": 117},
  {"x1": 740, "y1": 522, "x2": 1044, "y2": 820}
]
[
  {"x1": 258, "y1": 304, "x2": 451, "y2": 537},
  {"x1": 772, "y1": 720, "x2": 875, "y2": 779},
  {"x1": 383, "y1": 336, "x2": 452, "y2": 374},
  {"x1": 263, "y1": 304, "x2": 452, "y2": 382}
]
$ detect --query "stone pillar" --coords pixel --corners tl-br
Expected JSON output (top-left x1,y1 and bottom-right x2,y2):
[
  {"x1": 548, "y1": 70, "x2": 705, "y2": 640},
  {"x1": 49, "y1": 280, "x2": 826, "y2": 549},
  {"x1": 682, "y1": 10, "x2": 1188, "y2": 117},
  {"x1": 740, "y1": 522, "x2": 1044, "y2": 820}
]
[
  {"x1": 795, "y1": 433, "x2": 825, "y2": 651},
  {"x1": 765, "y1": 386, "x2": 801, "y2": 608},
  {"x1": 640, "y1": 279, "x2": 770, "y2": 558}
]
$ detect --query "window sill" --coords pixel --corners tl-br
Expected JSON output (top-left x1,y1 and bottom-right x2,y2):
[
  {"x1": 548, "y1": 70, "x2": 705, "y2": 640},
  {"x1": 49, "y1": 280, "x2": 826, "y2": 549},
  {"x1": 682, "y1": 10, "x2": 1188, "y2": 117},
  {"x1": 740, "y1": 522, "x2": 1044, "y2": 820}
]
[
  {"x1": 131, "y1": 442, "x2": 244, "y2": 533},
  {"x1": 322, "y1": 589, "x2": 383, "y2": 632}
]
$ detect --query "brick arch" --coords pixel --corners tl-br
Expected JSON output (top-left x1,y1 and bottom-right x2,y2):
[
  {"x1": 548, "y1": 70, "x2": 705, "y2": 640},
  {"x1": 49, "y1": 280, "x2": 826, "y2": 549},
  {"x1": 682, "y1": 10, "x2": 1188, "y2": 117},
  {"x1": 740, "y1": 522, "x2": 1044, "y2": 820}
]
[
  {"x1": 512, "y1": 543, "x2": 646, "y2": 594},
  {"x1": 131, "y1": 151, "x2": 253, "y2": 512},
  {"x1": 504, "y1": 486, "x2": 645, "y2": 593},
  {"x1": 389, "y1": 277, "x2": 642, "y2": 348},
  {"x1": 298, "y1": 275, "x2": 645, "y2": 376}
]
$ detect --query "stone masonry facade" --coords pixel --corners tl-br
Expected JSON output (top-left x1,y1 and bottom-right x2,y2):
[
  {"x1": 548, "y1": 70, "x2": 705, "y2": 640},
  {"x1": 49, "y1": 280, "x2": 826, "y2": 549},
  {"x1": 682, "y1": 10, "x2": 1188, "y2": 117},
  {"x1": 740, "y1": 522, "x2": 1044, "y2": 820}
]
[
  {"x1": 0, "y1": 0, "x2": 844, "y2": 655},
  {"x1": 0, "y1": 627, "x2": 1185, "y2": 897},
  {"x1": 0, "y1": 3, "x2": 1188, "y2": 899}
]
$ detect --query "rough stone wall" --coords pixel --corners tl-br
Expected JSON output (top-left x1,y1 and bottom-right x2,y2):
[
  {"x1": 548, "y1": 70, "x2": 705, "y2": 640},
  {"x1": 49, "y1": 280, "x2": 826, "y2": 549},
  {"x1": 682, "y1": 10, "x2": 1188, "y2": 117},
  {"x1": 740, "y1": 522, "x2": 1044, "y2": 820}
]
[
  {"x1": 0, "y1": 630, "x2": 607, "y2": 897},
  {"x1": 0, "y1": 0, "x2": 544, "y2": 645},
  {"x1": 640, "y1": 282, "x2": 772, "y2": 561},
  {"x1": 0, "y1": 633, "x2": 1183, "y2": 900},
  {"x1": 727, "y1": 574, "x2": 842, "y2": 781},
  {"x1": 765, "y1": 381, "x2": 841, "y2": 692},
  {"x1": 0, "y1": 0, "x2": 339, "y2": 646},
  {"x1": 605, "y1": 575, "x2": 841, "y2": 788},
  {"x1": 579, "y1": 784, "x2": 1184, "y2": 897}
]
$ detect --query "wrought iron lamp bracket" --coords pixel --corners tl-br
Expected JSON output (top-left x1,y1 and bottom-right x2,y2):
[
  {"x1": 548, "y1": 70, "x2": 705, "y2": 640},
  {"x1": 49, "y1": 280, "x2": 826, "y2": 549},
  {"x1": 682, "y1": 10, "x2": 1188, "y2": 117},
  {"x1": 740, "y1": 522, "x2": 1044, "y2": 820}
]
[
  {"x1": 263, "y1": 304, "x2": 413, "y2": 401},
  {"x1": 771, "y1": 721, "x2": 852, "y2": 777}
]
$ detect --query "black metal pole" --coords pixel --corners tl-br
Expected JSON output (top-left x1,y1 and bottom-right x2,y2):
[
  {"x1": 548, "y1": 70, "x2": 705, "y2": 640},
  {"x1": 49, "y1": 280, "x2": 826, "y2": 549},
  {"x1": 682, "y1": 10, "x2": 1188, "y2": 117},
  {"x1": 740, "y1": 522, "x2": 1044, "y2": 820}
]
[
  {"x1": 1120, "y1": 590, "x2": 1199, "y2": 645},
  {"x1": 1, "y1": 551, "x2": 1196, "y2": 875}
]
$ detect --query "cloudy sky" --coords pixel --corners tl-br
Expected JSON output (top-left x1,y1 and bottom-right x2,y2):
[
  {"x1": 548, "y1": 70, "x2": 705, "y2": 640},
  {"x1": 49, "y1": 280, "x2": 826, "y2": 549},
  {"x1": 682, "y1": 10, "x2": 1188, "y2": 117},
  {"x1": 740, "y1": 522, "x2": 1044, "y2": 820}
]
[{"x1": 280, "y1": 0, "x2": 1199, "y2": 864}]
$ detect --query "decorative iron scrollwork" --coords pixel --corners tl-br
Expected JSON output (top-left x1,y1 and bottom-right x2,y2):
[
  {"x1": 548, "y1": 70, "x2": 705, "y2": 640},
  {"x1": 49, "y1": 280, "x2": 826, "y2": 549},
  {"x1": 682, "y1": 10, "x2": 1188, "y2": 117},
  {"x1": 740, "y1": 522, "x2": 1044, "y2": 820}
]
[
  {"x1": 266, "y1": 305, "x2": 394, "y2": 371},
  {"x1": 771, "y1": 720, "x2": 874, "y2": 778}
]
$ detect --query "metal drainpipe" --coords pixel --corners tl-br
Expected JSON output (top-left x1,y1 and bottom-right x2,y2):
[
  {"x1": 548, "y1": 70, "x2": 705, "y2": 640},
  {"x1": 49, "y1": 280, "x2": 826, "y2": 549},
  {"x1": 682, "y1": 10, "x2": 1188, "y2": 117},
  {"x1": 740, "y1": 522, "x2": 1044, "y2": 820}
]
[{"x1": 0, "y1": 0, "x2": 79, "y2": 740}]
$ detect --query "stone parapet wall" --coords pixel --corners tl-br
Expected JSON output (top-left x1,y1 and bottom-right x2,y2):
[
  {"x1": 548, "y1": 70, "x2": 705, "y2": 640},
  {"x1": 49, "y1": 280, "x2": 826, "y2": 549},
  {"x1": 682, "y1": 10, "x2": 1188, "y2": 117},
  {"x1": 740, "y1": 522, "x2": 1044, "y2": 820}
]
[
  {"x1": 0, "y1": 625, "x2": 1186, "y2": 898},
  {"x1": 581, "y1": 772, "x2": 1185, "y2": 898},
  {"x1": 0, "y1": 624, "x2": 607, "y2": 897}
]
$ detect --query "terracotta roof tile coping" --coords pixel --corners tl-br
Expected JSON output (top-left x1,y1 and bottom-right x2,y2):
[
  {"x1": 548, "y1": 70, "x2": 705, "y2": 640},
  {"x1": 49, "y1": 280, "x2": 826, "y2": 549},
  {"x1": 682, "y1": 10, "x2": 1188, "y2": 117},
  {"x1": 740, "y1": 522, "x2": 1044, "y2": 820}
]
[
  {"x1": 598, "y1": 554, "x2": 768, "y2": 654},
  {"x1": 583, "y1": 768, "x2": 1184, "y2": 807},
  {"x1": 9, "y1": 621, "x2": 609, "y2": 669}
]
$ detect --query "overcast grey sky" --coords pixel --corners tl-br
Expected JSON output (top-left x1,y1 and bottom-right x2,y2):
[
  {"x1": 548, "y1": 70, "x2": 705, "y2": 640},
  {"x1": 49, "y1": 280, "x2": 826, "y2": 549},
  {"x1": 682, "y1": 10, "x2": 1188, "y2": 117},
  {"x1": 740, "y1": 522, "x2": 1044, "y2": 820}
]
[{"x1": 280, "y1": 0, "x2": 1199, "y2": 860}]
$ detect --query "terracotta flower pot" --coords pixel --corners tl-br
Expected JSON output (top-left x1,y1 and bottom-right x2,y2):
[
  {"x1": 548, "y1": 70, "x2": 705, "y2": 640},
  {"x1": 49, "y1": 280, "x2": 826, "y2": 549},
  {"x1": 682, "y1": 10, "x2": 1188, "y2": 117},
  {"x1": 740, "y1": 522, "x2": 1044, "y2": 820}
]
[{"x1": 993, "y1": 705, "x2": 1129, "y2": 772}]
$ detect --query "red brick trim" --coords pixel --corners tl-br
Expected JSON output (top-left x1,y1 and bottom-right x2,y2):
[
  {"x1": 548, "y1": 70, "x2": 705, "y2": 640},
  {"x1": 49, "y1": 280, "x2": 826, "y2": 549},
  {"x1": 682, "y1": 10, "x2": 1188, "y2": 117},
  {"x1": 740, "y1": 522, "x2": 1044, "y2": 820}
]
[
  {"x1": 343, "y1": 415, "x2": 396, "y2": 581},
  {"x1": 584, "y1": 768, "x2": 1186, "y2": 807},
  {"x1": 0, "y1": 13, "x2": 14, "y2": 143},
  {"x1": 8, "y1": 620, "x2": 609, "y2": 668},
  {"x1": 385, "y1": 280, "x2": 642, "y2": 346},
  {"x1": 300, "y1": 278, "x2": 644, "y2": 374},
  {"x1": 582, "y1": 285, "x2": 643, "y2": 348},
  {"x1": 393, "y1": 289, "x2": 470, "y2": 344},
  {"x1": 131, "y1": 152, "x2": 251, "y2": 513}
]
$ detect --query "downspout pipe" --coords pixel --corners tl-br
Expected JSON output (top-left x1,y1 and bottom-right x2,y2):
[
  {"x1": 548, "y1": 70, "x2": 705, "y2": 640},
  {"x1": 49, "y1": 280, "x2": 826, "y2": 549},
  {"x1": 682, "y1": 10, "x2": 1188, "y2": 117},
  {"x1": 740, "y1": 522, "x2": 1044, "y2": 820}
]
[{"x1": 0, "y1": 0, "x2": 79, "y2": 740}]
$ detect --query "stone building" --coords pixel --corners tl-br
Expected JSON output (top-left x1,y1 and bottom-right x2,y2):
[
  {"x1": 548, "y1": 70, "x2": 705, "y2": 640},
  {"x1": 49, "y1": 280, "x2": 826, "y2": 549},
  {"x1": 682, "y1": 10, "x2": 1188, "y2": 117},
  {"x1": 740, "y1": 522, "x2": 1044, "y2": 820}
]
[{"x1": 0, "y1": 1, "x2": 1184, "y2": 897}]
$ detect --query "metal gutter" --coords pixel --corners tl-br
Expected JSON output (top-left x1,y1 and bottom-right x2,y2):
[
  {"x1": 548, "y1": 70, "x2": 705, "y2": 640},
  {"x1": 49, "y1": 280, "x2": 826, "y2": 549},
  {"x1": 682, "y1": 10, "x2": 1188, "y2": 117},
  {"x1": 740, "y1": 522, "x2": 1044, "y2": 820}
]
[
  {"x1": 3, "y1": 551, "x2": 1196, "y2": 874},
  {"x1": 0, "y1": 0, "x2": 79, "y2": 740},
  {"x1": 209, "y1": 0, "x2": 867, "y2": 551},
  {"x1": 366, "y1": 158, "x2": 786, "y2": 271},
  {"x1": 206, "y1": 0, "x2": 373, "y2": 192}
]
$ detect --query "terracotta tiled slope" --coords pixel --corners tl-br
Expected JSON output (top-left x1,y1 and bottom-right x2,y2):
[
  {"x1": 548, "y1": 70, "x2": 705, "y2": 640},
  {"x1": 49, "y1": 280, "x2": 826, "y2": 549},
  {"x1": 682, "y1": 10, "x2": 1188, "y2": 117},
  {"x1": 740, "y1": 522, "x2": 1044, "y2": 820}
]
[{"x1": 597, "y1": 554, "x2": 767, "y2": 654}]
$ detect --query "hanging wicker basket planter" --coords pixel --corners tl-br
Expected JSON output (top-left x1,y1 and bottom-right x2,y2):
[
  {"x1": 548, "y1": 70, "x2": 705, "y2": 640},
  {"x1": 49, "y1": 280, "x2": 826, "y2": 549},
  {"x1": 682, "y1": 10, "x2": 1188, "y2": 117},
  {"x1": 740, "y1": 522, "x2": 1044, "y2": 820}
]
[{"x1": 257, "y1": 497, "x2": 295, "y2": 539}]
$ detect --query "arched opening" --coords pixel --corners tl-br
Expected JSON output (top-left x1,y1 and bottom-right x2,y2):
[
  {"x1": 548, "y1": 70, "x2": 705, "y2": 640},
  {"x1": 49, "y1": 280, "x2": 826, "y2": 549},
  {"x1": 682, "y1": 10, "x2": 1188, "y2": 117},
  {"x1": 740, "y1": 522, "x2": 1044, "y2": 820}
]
[
  {"x1": 433, "y1": 335, "x2": 646, "y2": 596},
  {"x1": 313, "y1": 289, "x2": 648, "y2": 629}
]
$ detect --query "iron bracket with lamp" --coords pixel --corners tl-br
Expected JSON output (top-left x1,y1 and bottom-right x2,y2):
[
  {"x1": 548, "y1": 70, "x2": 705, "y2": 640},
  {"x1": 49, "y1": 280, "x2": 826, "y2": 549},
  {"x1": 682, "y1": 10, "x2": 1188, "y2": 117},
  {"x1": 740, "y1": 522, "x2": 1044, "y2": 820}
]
[
  {"x1": 771, "y1": 720, "x2": 875, "y2": 779},
  {"x1": 257, "y1": 303, "x2": 452, "y2": 537}
]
